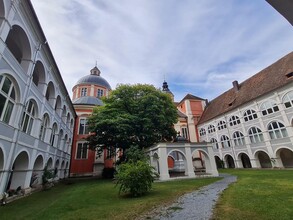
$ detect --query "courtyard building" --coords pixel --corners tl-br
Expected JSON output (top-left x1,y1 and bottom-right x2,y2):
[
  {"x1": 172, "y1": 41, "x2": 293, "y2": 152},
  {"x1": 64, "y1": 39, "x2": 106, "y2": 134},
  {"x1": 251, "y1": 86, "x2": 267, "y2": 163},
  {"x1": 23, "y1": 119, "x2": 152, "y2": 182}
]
[
  {"x1": 70, "y1": 65, "x2": 112, "y2": 177},
  {"x1": 197, "y1": 52, "x2": 293, "y2": 169},
  {"x1": 0, "y1": 0, "x2": 76, "y2": 195}
]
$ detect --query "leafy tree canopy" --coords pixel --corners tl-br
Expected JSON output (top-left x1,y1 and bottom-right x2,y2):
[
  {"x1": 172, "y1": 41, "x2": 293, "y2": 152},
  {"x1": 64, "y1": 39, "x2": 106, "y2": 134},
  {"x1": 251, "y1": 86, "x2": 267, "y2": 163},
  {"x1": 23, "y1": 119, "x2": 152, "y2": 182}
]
[{"x1": 87, "y1": 84, "x2": 178, "y2": 155}]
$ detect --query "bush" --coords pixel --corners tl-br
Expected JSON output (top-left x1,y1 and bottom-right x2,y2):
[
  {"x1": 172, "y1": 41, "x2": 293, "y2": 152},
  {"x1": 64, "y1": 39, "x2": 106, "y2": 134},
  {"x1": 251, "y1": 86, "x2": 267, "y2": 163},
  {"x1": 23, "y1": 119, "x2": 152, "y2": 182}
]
[
  {"x1": 115, "y1": 160, "x2": 157, "y2": 197},
  {"x1": 102, "y1": 168, "x2": 116, "y2": 179}
]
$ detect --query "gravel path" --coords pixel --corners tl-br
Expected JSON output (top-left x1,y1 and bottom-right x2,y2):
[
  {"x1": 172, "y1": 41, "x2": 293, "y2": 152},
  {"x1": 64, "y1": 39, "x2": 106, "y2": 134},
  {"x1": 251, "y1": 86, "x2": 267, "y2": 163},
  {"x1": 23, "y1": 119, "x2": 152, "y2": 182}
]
[{"x1": 139, "y1": 174, "x2": 237, "y2": 220}]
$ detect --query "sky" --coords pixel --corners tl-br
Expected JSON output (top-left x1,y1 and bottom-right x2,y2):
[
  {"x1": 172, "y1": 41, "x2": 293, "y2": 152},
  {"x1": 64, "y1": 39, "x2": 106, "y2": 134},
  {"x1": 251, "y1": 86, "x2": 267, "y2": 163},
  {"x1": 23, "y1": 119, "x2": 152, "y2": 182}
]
[{"x1": 30, "y1": 0, "x2": 293, "y2": 102}]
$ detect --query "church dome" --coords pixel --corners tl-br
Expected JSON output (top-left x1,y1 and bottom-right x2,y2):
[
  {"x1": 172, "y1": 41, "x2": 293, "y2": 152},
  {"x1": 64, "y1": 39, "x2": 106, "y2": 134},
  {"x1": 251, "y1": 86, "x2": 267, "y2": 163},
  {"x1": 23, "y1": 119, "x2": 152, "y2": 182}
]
[
  {"x1": 75, "y1": 66, "x2": 112, "y2": 90},
  {"x1": 72, "y1": 96, "x2": 103, "y2": 106}
]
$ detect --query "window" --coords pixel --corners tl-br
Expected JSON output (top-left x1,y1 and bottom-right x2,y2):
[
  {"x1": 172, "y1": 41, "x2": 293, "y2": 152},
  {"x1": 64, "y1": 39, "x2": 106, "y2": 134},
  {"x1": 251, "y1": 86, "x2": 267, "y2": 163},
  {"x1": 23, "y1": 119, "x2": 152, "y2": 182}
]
[
  {"x1": 210, "y1": 138, "x2": 219, "y2": 149},
  {"x1": 0, "y1": 75, "x2": 16, "y2": 124},
  {"x1": 50, "y1": 123, "x2": 58, "y2": 146},
  {"x1": 217, "y1": 120, "x2": 227, "y2": 130},
  {"x1": 243, "y1": 109, "x2": 258, "y2": 122},
  {"x1": 199, "y1": 128, "x2": 206, "y2": 136},
  {"x1": 21, "y1": 100, "x2": 36, "y2": 134},
  {"x1": 57, "y1": 129, "x2": 63, "y2": 149},
  {"x1": 283, "y1": 91, "x2": 293, "y2": 108},
  {"x1": 78, "y1": 118, "x2": 88, "y2": 134},
  {"x1": 208, "y1": 125, "x2": 216, "y2": 133},
  {"x1": 233, "y1": 131, "x2": 245, "y2": 146},
  {"x1": 260, "y1": 100, "x2": 279, "y2": 116},
  {"x1": 268, "y1": 121, "x2": 288, "y2": 139},
  {"x1": 76, "y1": 143, "x2": 88, "y2": 159},
  {"x1": 39, "y1": 114, "x2": 49, "y2": 141},
  {"x1": 81, "y1": 88, "x2": 87, "y2": 97},
  {"x1": 229, "y1": 115, "x2": 240, "y2": 126},
  {"x1": 220, "y1": 135, "x2": 231, "y2": 148},
  {"x1": 181, "y1": 127, "x2": 188, "y2": 139},
  {"x1": 97, "y1": 89, "x2": 104, "y2": 98},
  {"x1": 248, "y1": 127, "x2": 264, "y2": 144}
]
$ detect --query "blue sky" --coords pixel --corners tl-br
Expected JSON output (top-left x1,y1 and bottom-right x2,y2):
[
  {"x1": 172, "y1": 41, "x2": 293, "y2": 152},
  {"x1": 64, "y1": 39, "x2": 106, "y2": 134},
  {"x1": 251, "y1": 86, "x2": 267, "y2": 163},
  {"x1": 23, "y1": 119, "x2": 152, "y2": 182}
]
[{"x1": 31, "y1": 0, "x2": 293, "y2": 102}]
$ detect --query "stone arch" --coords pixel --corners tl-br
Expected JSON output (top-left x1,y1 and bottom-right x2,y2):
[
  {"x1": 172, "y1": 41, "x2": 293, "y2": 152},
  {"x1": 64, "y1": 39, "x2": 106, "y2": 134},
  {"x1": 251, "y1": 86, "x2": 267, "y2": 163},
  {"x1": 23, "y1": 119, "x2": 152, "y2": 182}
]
[
  {"x1": 32, "y1": 61, "x2": 46, "y2": 92},
  {"x1": 167, "y1": 150, "x2": 187, "y2": 177},
  {"x1": 224, "y1": 154, "x2": 235, "y2": 168},
  {"x1": 192, "y1": 149, "x2": 212, "y2": 174},
  {"x1": 55, "y1": 159, "x2": 60, "y2": 178},
  {"x1": 214, "y1": 156, "x2": 223, "y2": 169},
  {"x1": 46, "y1": 157, "x2": 53, "y2": 171},
  {"x1": 57, "y1": 129, "x2": 63, "y2": 149},
  {"x1": 63, "y1": 134, "x2": 68, "y2": 151},
  {"x1": 32, "y1": 155, "x2": 44, "y2": 186},
  {"x1": 65, "y1": 161, "x2": 69, "y2": 178},
  {"x1": 70, "y1": 118, "x2": 74, "y2": 130},
  {"x1": 5, "y1": 25, "x2": 32, "y2": 72},
  {"x1": 237, "y1": 152, "x2": 252, "y2": 168},
  {"x1": 62, "y1": 105, "x2": 67, "y2": 123},
  {"x1": 276, "y1": 148, "x2": 293, "y2": 168},
  {"x1": 66, "y1": 112, "x2": 70, "y2": 125},
  {"x1": 45, "y1": 81, "x2": 55, "y2": 107},
  {"x1": 254, "y1": 150, "x2": 272, "y2": 168},
  {"x1": 55, "y1": 95, "x2": 62, "y2": 116},
  {"x1": 60, "y1": 160, "x2": 65, "y2": 179},
  {"x1": 7, "y1": 151, "x2": 29, "y2": 190}
]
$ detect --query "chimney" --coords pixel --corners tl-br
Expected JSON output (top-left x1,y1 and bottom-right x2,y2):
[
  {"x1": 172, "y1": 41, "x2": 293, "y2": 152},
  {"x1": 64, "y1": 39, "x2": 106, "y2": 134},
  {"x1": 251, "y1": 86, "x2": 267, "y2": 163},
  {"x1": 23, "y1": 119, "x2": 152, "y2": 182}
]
[{"x1": 232, "y1": 80, "x2": 239, "y2": 91}]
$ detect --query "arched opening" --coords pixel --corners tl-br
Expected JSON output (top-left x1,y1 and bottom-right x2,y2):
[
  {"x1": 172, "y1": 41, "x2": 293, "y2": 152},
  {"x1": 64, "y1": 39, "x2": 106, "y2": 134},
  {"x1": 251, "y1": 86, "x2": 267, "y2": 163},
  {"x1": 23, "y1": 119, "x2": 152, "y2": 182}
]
[
  {"x1": 0, "y1": 147, "x2": 4, "y2": 180},
  {"x1": 46, "y1": 157, "x2": 53, "y2": 172},
  {"x1": 65, "y1": 161, "x2": 69, "y2": 178},
  {"x1": 57, "y1": 129, "x2": 63, "y2": 149},
  {"x1": 255, "y1": 151, "x2": 272, "y2": 168},
  {"x1": 239, "y1": 153, "x2": 252, "y2": 168},
  {"x1": 151, "y1": 153, "x2": 160, "y2": 174},
  {"x1": 70, "y1": 118, "x2": 74, "y2": 130},
  {"x1": 45, "y1": 82, "x2": 55, "y2": 107},
  {"x1": 7, "y1": 151, "x2": 29, "y2": 190},
  {"x1": 224, "y1": 155, "x2": 235, "y2": 168},
  {"x1": 5, "y1": 25, "x2": 32, "y2": 72},
  {"x1": 192, "y1": 149, "x2": 206, "y2": 173},
  {"x1": 54, "y1": 95, "x2": 62, "y2": 116},
  {"x1": 62, "y1": 106, "x2": 67, "y2": 123},
  {"x1": 32, "y1": 61, "x2": 46, "y2": 92},
  {"x1": 60, "y1": 160, "x2": 65, "y2": 179},
  {"x1": 32, "y1": 155, "x2": 43, "y2": 187},
  {"x1": 168, "y1": 150, "x2": 187, "y2": 178},
  {"x1": 55, "y1": 159, "x2": 60, "y2": 178},
  {"x1": 63, "y1": 134, "x2": 68, "y2": 152},
  {"x1": 66, "y1": 112, "x2": 70, "y2": 125},
  {"x1": 214, "y1": 156, "x2": 223, "y2": 169},
  {"x1": 277, "y1": 148, "x2": 293, "y2": 168}
]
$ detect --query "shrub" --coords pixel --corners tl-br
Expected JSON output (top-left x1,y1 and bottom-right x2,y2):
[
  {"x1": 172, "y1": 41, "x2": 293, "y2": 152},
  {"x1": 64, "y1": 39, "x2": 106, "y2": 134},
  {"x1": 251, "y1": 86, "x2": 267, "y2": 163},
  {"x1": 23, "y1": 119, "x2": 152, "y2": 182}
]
[{"x1": 115, "y1": 160, "x2": 157, "y2": 197}]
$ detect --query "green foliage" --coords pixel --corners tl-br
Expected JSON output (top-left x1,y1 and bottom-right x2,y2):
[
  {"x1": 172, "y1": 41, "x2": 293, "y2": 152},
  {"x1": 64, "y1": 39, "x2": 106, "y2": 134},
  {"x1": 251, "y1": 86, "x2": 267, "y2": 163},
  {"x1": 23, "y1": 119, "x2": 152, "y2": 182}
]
[
  {"x1": 42, "y1": 165, "x2": 55, "y2": 186},
  {"x1": 87, "y1": 84, "x2": 178, "y2": 157},
  {"x1": 115, "y1": 160, "x2": 157, "y2": 197},
  {"x1": 124, "y1": 145, "x2": 148, "y2": 163}
]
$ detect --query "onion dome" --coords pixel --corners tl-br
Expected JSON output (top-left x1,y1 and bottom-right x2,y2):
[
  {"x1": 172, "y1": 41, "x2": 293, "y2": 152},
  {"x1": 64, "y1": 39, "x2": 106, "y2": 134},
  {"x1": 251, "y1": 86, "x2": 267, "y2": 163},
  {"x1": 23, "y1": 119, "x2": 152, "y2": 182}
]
[{"x1": 75, "y1": 66, "x2": 111, "y2": 90}]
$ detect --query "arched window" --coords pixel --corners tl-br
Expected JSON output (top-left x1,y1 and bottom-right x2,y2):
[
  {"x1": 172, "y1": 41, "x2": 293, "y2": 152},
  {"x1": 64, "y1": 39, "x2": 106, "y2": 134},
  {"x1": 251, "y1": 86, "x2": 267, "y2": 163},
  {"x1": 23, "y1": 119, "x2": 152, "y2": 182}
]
[
  {"x1": 243, "y1": 109, "x2": 258, "y2": 122},
  {"x1": 21, "y1": 100, "x2": 36, "y2": 134},
  {"x1": 248, "y1": 127, "x2": 264, "y2": 144},
  {"x1": 220, "y1": 135, "x2": 231, "y2": 148},
  {"x1": 50, "y1": 123, "x2": 58, "y2": 146},
  {"x1": 62, "y1": 106, "x2": 67, "y2": 123},
  {"x1": 208, "y1": 124, "x2": 216, "y2": 133},
  {"x1": 233, "y1": 131, "x2": 245, "y2": 146},
  {"x1": 268, "y1": 121, "x2": 288, "y2": 139},
  {"x1": 0, "y1": 75, "x2": 16, "y2": 124},
  {"x1": 260, "y1": 100, "x2": 279, "y2": 116},
  {"x1": 229, "y1": 115, "x2": 240, "y2": 126},
  {"x1": 199, "y1": 128, "x2": 206, "y2": 136},
  {"x1": 210, "y1": 138, "x2": 219, "y2": 149},
  {"x1": 81, "y1": 88, "x2": 87, "y2": 97},
  {"x1": 63, "y1": 134, "x2": 68, "y2": 152},
  {"x1": 57, "y1": 129, "x2": 63, "y2": 149},
  {"x1": 39, "y1": 114, "x2": 49, "y2": 141},
  {"x1": 45, "y1": 82, "x2": 55, "y2": 107},
  {"x1": 283, "y1": 91, "x2": 293, "y2": 108},
  {"x1": 217, "y1": 120, "x2": 226, "y2": 130}
]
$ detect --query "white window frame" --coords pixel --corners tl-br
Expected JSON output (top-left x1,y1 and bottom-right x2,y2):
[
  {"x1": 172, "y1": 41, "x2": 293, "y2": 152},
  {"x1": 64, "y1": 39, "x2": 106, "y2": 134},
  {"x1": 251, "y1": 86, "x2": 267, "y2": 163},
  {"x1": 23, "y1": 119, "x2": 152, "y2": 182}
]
[
  {"x1": 229, "y1": 115, "x2": 240, "y2": 126},
  {"x1": 268, "y1": 121, "x2": 288, "y2": 139},
  {"x1": 217, "y1": 120, "x2": 227, "y2": 130},
  {"x1": 0, "y1": 75, "x2": 16, "y2": 124},
  {"x1": 233, "y1": 131, "x2": 245, "y2": 146},
  {"x1": 260, "y1": 100, "x2": 279, "y2": 116},
  {"x1": 283, "y1": 91, "x2": 293, "y2": 108},
  {"x1": 21, "y1": 100, "x2": 36, "y2": 134},
  {"x1": 248, "y1": 126, "x2": 264, "y2": 144},
  {"x1": 243, "y1": 109, "x2": 258, "y2": 122},
  {"x1": 220, "y1": 135, "x2": 231, "y2": 148},
  {"x1": 76, "y1": 142, "x2": 88, "y2": 159},
  {"x1": 81, "y1": 88, "x2": 87, "y2": 97},
  {"x1": 78, "y1": 118, "x2": 89, "y2": 134},
  {"x1": 199, "y1": 128, "x2": 206, "y2": 136},
  {"x1": 210, "y1": 138, "x2": 219, "y2": 149},
  {"x1": 208, "y1": 124, "x2": 216, "y2": 133},
  {"x1": 39, "y1": 114, "x2": 49, "y2": 141}
]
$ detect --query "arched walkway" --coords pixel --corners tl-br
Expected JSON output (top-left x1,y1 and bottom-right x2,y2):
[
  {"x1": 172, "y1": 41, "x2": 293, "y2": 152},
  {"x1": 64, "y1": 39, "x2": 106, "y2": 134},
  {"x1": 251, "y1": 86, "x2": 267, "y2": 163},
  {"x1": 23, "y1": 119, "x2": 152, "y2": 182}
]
[
  {"x1": 255, "y1": 151, "x2": 272, "y2": 168},
  {"x1": 277, "y1": 148, "x2": 293, "y2": 168},
  {"x1": 239, "y1": 153, "x2": 252, "y2": 168},
  {"x1": 214, "y1": 156, "x2": 223, "y2": 169},
  {"x1": 192, "y1": 149, "x2": 214, "y2": 174},
  {"x1": 224, "y1": 155, "x2": 235, "y2": 168},
  {"x1": 32, "y1": 155, "x2": 43, "y2": 186},
  {"x1": 7, "y1": 151, "x2": 29, "y2": 190}
]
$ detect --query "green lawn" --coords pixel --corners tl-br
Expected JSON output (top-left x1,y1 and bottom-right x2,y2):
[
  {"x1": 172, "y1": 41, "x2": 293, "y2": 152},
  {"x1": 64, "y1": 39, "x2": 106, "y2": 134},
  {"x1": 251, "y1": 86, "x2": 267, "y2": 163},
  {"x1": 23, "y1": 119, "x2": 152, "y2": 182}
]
[
  {"x1": 213, "y1": 169, "x2": 293, "y2": 220},
  {"x1": 0, "y1": 177, "x2": 219, "y2": 220}
]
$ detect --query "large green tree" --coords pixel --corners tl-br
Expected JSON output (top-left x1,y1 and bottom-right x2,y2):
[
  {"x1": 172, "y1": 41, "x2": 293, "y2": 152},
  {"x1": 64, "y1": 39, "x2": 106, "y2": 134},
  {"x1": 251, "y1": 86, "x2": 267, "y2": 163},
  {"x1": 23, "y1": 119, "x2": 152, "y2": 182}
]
[{"x1": 87, "y1": 84, "x2": 178, "y2": 157}]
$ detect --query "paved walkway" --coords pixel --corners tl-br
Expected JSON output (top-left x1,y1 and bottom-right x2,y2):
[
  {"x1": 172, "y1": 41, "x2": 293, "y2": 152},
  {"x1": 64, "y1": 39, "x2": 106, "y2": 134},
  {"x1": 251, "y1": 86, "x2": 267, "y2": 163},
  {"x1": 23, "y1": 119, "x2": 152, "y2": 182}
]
[{"x1": 139, "y1": 174, "x2": 237, "y2": 220}]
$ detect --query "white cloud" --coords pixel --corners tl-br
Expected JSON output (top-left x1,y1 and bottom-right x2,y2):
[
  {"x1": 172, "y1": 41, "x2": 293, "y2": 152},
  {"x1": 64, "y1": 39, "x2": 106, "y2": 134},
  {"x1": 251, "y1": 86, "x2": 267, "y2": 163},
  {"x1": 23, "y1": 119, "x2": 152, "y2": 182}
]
[{"x1": 31, "y1": 0, "x2": 293, "y2": 102}]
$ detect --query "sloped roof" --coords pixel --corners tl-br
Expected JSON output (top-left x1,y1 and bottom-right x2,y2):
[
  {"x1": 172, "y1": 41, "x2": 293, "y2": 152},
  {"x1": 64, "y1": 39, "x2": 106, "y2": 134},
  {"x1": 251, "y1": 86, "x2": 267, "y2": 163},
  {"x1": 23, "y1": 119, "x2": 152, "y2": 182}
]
[
  {"x1": 177, "y1": 110, "x2": 187, "y2": 118},
  {"x1": 198, "y1": 52, "x2": 293, "y2": 124},
  {"x1": 178, "y1": 94, "x2": 205, "y2": 105},
  {"x1": 72, "y1": 96, "x2": 103, "y2": 106}
]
